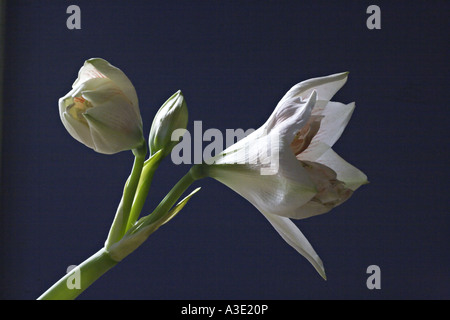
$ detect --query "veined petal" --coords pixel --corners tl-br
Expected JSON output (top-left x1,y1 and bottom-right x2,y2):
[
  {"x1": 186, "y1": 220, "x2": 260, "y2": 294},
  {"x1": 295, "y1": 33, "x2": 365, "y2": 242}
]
[
  {"x1": 84, "y1": 58, "x2": 140, "y2": 118},
  {"x1": 82, "y1": 81, "x2": 130, "y2": 105},
  {"x1": 297, "y1": 141, "x2": 331, "y2": 162},
  {"x1": 208, "y1": 151, "x2": 317, "y2": 218},
  {"x1": 265, "y1": 91, "x2": 317, "y2": 143},
  {"x1": 261, "y1": 211, "x2": 326, "y2": 279},
  {"x1": 59, "y1": 94, "x2": 94, "y2": 148},
  {"x1": 83, "y1": 92, "x2": 143, "y2": 154},
  {"x1": 72, "y1": 59, "x2": 108, "y2": 87},
  {"x1": 83, "y1": 88, "x2": 142, "y2": 131},
  {"x1": 278, "y1": 72, "x2": 348, "y2": 107},
  {"x1": 61, "y1": 110, "x2": 95, "y2": 149},
  {"x1": 212, "y1": 127, "x2": 272, "y2": 166},
  {"x1": 311, "y1": 101, "x2": 355, "y2": 149},
  {"x1": 295, "y1": 101, "x2": 355, "y2": 162},
  {"x1": 316, "y1": 148, "x2": 369, "y2": 191}
]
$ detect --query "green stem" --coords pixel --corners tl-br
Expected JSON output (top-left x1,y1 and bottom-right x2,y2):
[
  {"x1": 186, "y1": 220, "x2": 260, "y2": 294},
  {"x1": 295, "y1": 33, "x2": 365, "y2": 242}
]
[
  {"x1": 38, "y1": 164, "x2": 206, "y2": 299},
  {"x1": 121, "y1": 147, "x2": 146, "y2": 231},
  {"x1": 140, "y1": 165, "x2": 203, "y2": 227},
  {"x1": 105, "y1": 144, "x2": 146, "y2": 248},
  {"x1": 107, "y1": 165, "x2": 204, "y2": 262},
  {"x1": 127, "y1": 151, "x2": 163, "y2": 229},
  {"x1": 37, "y1": 248, "x2": 118, "y2": 300}
]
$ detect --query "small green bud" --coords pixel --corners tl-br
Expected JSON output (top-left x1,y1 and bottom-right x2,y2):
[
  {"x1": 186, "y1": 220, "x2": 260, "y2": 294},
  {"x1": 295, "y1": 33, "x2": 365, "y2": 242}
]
[{"x1": 148, "y1": 90, "x2": 188, "y2": 157}]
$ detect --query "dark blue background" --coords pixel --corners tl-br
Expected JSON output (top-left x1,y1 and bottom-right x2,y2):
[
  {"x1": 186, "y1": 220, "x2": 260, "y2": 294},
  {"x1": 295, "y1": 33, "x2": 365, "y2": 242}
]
[{"x1": 1, "y1": 0, "x2": 449, "y2": 299}]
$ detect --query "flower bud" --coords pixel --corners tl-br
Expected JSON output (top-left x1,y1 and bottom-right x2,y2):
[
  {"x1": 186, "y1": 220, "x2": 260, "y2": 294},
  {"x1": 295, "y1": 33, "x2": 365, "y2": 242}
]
[
  {"x1": 59, "y1": 58, "x2": 144, "y2": 154},
  {"x1": 148, "y1": 90, "x2": 188, "y2": 157}
]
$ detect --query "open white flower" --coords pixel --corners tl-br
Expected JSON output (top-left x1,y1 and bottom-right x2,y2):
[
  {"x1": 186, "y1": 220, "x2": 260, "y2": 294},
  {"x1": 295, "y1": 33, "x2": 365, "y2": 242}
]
[
  {"x1": 59, "y1": 58, "x2": 144, "y2": 154},
  {"x1": 205, "y1": 72, "x2": 368, "y2": 278}
]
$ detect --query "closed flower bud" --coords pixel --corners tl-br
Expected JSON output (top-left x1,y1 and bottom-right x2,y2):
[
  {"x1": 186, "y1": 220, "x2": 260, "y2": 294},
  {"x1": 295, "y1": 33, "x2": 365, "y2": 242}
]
[
  {"x1": 148, "y1": 90, "x2": 188, "y2": 157},
  {"x1": 59, "y1": 58, "x2": 144, "y2": 154}
]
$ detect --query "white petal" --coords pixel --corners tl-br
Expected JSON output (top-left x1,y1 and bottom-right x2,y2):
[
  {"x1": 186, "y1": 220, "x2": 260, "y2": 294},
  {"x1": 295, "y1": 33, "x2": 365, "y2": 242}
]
[
  {"x1": 84, "y1": 58, "x2": 140, "y2": 118},
  {"x1": 59, "y1": 95, "x2": 95, "y2": 149},
  {"x1": 83, "y1": 92, "x2": 143, "y2": 154},
  {"x1": 311, "y1": 101, "x2": 355, "y2": 148},
  {"x1": 294, "y1": 200, "x2": 331, "y2": 218},
  {"x1": 279, "y1": 72, "x2": 348, "y2": 106},
  {"x1": 211, "y1": 127, "x2": 266, "y2": 165},
  {"x1": 73, "y1": 59, "x2": 108, "y2": 87},
  {"x1": 61, "y1": 111, "x2": 95, "y2": 149},
  {"x1": 209, "y1": 162, "x2": 316, "y2": 217},
  {"x1": 261, "y1": 211, "x2": 326, "y2": 279},
  {"x1": 297, "y1": 101, "x2": 355, "y2": 162},
  {"x1": 210, "y1": 93, "x2": 321, "y2": 218},
  {"x1": 316, "y1": 148, "x2": 368, "y2": 191},
  {"x1": 211, "y1": 148, "x2": 317, "y2": 211},
  {"x1": 265, "y1": 90, "x2": 317, "y2": 143},
  {"x1": 297, "y1": 141, "x2": 331, "y2": 162},
  {"x1": 289, "y1": 161, "x2": 354, "y2": 219},
  {"x1": 83, "y1": 88, "x2": 142, "y2": 132}
]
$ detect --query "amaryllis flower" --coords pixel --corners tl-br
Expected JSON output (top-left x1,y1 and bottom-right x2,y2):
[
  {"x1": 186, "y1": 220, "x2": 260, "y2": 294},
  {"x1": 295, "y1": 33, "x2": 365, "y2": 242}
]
[
  {"x1": 59, "y1": 58, "x2": 144, "y2": 154},
  {"x1": 204, "y1": 72, "x2": 368, "y2": 278}
]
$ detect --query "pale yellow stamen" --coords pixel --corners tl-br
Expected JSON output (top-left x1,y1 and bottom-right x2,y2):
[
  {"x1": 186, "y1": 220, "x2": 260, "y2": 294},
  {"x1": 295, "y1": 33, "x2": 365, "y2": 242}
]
[{"x1": 67, "y1": 96, "x2": 93, "y2": 124}]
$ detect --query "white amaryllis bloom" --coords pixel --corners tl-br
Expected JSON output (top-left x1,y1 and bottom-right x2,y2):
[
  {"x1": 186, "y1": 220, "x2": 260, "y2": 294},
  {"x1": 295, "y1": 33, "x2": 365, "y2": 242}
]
[
  {"x1": 205, "y1": 72, "x2": 368, "y2": 279},
  {"x1": 59, "y1": 58, "x2": 144, "y2": 154}
]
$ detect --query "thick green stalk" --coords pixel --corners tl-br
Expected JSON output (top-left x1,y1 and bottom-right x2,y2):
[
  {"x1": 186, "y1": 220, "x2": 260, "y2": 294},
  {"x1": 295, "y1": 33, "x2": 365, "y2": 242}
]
[
  {"x1": 37, "y1": 248, "x2": 118, "y2": 300},
  {"x1": 142, "y1": 166, "x2": 198, "y2": 226},
  {"x1": 105, "y1": 145, "x2": 146, "y2": 248},
  {"x1": 136, "y1": 165, "x2": 205, "y2": 227},
  {"x1": 38, "y1": 165, "x2": 205, "y2": 299},
  {"x1": 122, "y1": 145, "x2": 147, "y2": 227},
  {"x1": 107, "y1": 166, "x2": 203, "y2": 262},
  {"x1": 127, "y1": 150, "x2": 163, "y2": 229}
]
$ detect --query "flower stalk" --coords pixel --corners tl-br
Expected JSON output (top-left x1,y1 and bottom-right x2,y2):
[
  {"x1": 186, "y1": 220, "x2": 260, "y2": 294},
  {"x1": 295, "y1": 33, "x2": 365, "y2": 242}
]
[
  {"x1": 104, "y1": 143, "x2": 147, "y2": 249},
  {"x1": 37, "y1": 248, "x2": 117, "y2": 300},
  {"x1": 126, "y1": 150, "x2": 164, "y2": 230},
  {"x1": 38, "y1": 165, "x2": 200, "y2": 300}
]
